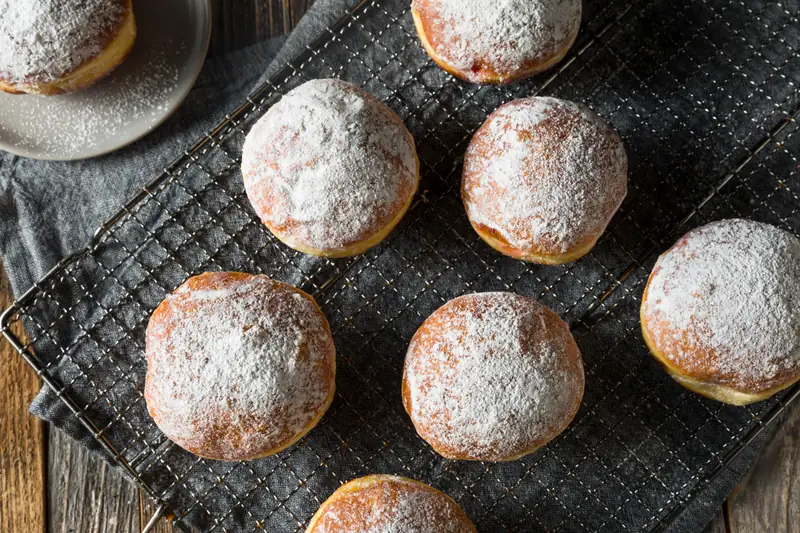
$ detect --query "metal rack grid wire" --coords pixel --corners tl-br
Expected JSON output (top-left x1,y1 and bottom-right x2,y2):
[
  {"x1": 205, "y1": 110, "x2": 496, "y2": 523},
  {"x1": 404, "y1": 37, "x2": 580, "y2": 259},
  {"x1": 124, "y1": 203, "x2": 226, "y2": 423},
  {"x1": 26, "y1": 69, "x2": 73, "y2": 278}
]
[{"x1": 2, "y1": 0, "x2": 800, "y2": 531}]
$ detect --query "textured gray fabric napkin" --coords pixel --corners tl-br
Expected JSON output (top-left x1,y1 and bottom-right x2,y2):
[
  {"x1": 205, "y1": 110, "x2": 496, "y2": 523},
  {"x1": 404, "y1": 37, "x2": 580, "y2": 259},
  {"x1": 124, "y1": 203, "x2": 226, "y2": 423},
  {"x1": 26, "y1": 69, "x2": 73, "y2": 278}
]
[{"x1": 0, "y1": 0, "x2": 775, "y2": 531}]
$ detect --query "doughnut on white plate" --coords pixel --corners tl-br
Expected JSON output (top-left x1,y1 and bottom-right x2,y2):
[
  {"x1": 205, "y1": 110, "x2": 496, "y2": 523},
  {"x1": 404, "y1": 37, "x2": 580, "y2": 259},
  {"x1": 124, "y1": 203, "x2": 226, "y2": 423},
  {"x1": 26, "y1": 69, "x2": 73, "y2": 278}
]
[{"x1": 0, "y1": 0, "x2": 211, "y2": 161}]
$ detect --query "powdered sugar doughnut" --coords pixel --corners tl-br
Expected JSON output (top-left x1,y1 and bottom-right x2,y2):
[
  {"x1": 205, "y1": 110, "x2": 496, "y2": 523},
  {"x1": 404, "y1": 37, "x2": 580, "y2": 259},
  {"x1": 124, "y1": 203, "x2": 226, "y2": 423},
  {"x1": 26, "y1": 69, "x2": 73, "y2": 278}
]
[
  {"x1": 145, "y1": 272, "x2": 336, "y2": 461},
  {"x1": 462, "y1": 96, "x2": 627, "y2": 265},
  {"x1": 641, "y1": 219, "x2": 800, "y2": 405},
  {"x1": 412, "y1": 0, "x2": 581, "y2": 84},
  {"x1": 0, "y1": 0, "x2": 136, "y2": 95},
  {"x1": 241, "y1": 79, "x2": 419, "y2": 258},
  {"x1": 306, "y1": 475, "x2": 477, "y2": 533},
  {"x1": 403, "y1": 292, "x2": 584, "y2": 461}
]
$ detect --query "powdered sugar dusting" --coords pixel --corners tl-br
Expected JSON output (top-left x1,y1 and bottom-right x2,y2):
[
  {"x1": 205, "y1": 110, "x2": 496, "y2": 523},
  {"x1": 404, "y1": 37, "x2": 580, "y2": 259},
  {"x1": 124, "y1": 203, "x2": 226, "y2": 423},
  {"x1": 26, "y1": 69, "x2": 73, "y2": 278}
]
[
  {"x1": 0, "y1": 41, "x2": 180, "y2": 157},
  {"x1": 463, "y1": 96, "x2": 627, "y2": 254},
  {"x1": 0, "y1": 0, "x2": 127, "y2": 84},
  {"x1": 643, "y1": 219, "x2": 800, "y2": 392},
  {"x1": 404, "y1": 292, "x2": 584, "y2": 461},
  {"x1": 312, "y1": 476, "x2": 476, "y2": 533},
  {"x1": 241, "y1": 78, "x2": 418, "y2": 253},
  {"x1": 145, "y1": 273, "x2": 335, "y2": 460},
  {"x1": 414, "y1": 0, "x2": 580, "y2": 78}
]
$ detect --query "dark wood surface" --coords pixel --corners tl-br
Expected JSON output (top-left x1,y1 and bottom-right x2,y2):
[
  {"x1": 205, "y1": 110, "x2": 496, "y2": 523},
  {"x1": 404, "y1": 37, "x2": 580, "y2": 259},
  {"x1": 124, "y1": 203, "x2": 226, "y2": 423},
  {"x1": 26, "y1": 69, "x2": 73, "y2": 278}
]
[
  {"x1": 1, "y1": 1, "x2": 799, "y2": 532},
  {"x1": 0, "y1": 263, "x2": 46, "y2": 533},
  {"x1": 208, "y1": 0, "x2": 312, "y2": 56},
  {"x1": 706, "y1": 509, "x2": 728, "y2": 533},
  {"x1": 726, "y1": 404, "x2": 800, "y2": 532}
]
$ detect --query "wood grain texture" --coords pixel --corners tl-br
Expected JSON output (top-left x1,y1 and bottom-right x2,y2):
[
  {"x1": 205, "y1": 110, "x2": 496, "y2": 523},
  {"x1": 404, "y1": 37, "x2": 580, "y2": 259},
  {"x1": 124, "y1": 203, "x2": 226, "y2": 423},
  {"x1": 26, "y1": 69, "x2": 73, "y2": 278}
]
[
  {"x1": 48, "y1": 430, "x2": 139, "y2": 533},
  {"x1": 287, "y1": 0, "x2": 313, "y2": 32},
  {"x1": 208, "y1": 0, "x2": 316, "y2": 56},
  {"x1": 139, "y1": 493, "x2": 176, "y2": 533},
  {"x1": 0, "y1": 263, "x2": 47, "y2": 533},
  {"x1": 702, "y1": 507, "x2": 728, "y2": 533},
  {"x1": 727, "y1": 401, "x2": 800, "y2": 533}
]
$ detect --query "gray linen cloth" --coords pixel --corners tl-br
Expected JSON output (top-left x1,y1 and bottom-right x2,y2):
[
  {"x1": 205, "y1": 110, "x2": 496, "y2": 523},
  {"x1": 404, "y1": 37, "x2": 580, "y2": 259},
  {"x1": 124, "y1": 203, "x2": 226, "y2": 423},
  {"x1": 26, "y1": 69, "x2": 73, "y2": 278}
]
[{"x1": 0, "y1": 0, "x2": 772, "y2": 531}]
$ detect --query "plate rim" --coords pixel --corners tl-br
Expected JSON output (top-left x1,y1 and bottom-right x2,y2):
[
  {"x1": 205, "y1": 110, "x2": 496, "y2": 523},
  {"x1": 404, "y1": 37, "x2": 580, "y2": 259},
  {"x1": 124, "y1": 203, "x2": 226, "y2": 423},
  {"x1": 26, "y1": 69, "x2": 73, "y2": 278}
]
[{"x1": 0, "y1": 0, "x2": 213, "y2": 162}]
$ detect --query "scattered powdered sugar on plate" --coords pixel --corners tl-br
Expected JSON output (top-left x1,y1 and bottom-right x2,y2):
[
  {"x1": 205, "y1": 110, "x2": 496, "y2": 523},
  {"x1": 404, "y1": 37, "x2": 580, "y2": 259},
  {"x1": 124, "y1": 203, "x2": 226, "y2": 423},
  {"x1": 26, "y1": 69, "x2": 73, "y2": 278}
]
[
  {"x1": 311, "y1": 476, "x2": 476, "y2": 533},
  {"x1": 413, "y1": 0, "x2": 581, "y2": 76},
  {"x1": 0, "y1": 40, "x2": 181, "y2": 157},
  {"x1": 145, "y1": 273, "x2": 335, "y2": 460},
  {"x1": 463, "y1": 96, "x2": 627, "y2": 254},
  {"x1": 241, "y1": 78, "x2": 418, "y2": 253},
  {"x1": 0, "y1": 0, "x2": 127, "y2": 84},
  {"x1": 404, "y1": 292, "x2": 584, "y2": 461},
  {"x1": 643, "y1": 219, "x2": 800, "y2": 391}
]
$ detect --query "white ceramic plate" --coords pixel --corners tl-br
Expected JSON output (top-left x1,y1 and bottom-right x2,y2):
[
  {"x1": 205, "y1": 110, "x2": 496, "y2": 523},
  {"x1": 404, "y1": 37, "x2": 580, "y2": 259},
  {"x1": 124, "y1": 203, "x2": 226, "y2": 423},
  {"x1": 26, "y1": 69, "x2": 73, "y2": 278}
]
[{"x1": 0, "y1": 0, "x2": 211, "y2": 161}]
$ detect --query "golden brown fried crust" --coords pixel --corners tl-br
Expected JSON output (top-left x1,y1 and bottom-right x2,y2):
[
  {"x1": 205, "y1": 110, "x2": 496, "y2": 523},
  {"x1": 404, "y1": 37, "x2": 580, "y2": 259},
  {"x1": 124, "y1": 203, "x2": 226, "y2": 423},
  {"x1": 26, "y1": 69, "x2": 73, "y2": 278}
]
[
  {"x1": 640, "y1": 263, "x2": 800, "y2": 405},
  {"x1": 411, "y1": 2, "x2": 577, "y2": 84},
  {"x1": 402, "y1": 294, "x2": 583, "y2": 461},
  {"x1": 260, "y1": 177, "x2": 418, "y2": 258},
  {"x1": 243, "y1": 82, "x2": 420, "y2": 258},
  {"x1": 0, "y1": 0, "x2": 135, "y2": 95},
  {"x1": 145, "y1": 272, "x2": 336, "y2": 460},
  {"x1": 466, "y1": 219, "x2": 601, "y2": 265},
  {"x1": 306, "y1": 475, "x2": 478, "y2": 533},
  {"x1": 462, "y1": 99, "x2": 626, "y2": 264}
]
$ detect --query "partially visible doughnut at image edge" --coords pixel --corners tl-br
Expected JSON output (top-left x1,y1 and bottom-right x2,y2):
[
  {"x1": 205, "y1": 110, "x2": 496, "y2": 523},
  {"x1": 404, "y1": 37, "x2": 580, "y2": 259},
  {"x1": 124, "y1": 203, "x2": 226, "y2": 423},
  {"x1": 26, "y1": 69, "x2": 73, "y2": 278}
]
[
  {"x1": 305, "y1": 475, "x2": 477, "y2": 533},
  {"x1": 641, "y1": 219, "x2": 800, "y2": 405},
  {"x1": 412, "y1": 0, "x2": 581, "y2": 84},
  {"x1": 462, "y1": 96, "x2": 628, "y2": 265},
  {"x1": 241, "y1": 78, "x2": 420, "y2": 258},
  {"x1": 0, "y1": 0, "x2": 136, "y2": 95},
  {"x1": 403, "y1": 292, "x2": 585, "y2": 462},
  {"x1": 145, "y1": 272, "x2": 336, "y2": 461}
]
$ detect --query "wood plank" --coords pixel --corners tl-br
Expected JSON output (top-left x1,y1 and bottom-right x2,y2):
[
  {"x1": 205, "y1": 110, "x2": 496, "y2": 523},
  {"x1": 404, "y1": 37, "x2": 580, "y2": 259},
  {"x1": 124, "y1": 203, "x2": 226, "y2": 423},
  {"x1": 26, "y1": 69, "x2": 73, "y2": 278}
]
[
  {"x1": 139, "y1": 492, "x2": 175, "y2": 533},
  {"x1": 210, "y1": 1, "x2": 259, "y2": 56},
  {"x1": 208, "y1": 0, "x2": 317, "y2": 56},
  {"x1": 0, "y1": 263, "x2": 47, "y2": 533},
  {"x1": 726, "y1": 400, "x2": 800, "y2": 533},
  {"x1": 702, "y1": 507, "x2": 728, "y2": 533},
  {"x1": 48, "y1": 430, "x2": 139, "y2": 533},
  {"x1": 288, "y1": 0, "x2": 314, "y2": 30},
  {"x1": 209, "y1": 0, "x2": 283, "y2": 57}
]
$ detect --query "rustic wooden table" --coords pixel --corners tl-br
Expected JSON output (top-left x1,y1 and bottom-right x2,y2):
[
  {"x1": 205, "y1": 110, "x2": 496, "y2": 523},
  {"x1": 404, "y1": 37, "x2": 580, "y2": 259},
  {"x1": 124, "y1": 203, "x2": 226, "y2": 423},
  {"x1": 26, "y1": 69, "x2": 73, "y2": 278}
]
[{"x1": 1, "y1": 1, "x2": 798, "y2": 532}]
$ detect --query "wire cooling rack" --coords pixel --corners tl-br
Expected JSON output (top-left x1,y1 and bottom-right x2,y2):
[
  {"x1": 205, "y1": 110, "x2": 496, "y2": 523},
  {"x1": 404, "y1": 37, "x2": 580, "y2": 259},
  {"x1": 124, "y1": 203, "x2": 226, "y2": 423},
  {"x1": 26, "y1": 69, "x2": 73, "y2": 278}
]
[{"x1": 3, "y1": 0, "x2": 800, "y2": 531}]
